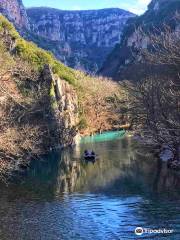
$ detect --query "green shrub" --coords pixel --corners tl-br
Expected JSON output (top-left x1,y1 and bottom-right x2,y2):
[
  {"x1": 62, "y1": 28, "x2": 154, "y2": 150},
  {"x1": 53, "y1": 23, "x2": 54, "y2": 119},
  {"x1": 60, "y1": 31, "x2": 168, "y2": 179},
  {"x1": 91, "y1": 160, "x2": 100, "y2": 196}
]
[
  {"x1": 78, "y1": 117, "x2": 88, "y2": 130},
  {"x1": 0, "y1": 15, "x2": 19, "y2": 39}
]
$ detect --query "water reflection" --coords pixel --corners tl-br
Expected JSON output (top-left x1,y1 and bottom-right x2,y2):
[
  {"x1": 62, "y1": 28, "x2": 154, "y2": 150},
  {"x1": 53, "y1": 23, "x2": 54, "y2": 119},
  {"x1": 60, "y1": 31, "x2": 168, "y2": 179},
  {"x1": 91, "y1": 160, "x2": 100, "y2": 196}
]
[
  {"x1": 0, "y1": 136, "x2": 179, "y2": 240},
  {"x1": 68, "y1": 137, "x2": 180, "y2": 199},
  {"x1": 55, "y1": 149, "x2": 81, "y2": 195},
  {"x1": 11, "y1": 136, "x2": 179, "y2": 200}
]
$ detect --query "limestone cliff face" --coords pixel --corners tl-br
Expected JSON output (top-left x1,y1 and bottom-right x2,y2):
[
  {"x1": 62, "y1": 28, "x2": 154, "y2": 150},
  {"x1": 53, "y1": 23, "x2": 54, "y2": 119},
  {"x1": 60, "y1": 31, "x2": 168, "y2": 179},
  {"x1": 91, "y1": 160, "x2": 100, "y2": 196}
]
[
  {"x1": 42, "y1": 65, "x2": 79, "y2": 148},
  {"x1": 0, "y1": 1, "x2": 135, "y2": 73},
  {"x1": 100, "y1": 0, "x2": 180, "y2": 80},
  {"x1": 0, "y1": 0, "x2": 29, "y2": 29},
  {"x1": 148, "y1": 0, "x2": 175, "y2": 11},
  {"x1": 27, "y1": 8, "x2": 135, "y2": 73}
]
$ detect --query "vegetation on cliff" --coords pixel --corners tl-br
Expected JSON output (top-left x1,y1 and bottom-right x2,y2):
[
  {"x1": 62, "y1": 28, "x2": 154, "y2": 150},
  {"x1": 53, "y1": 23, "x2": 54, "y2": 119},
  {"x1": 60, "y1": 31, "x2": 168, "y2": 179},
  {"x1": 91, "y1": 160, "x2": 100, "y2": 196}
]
[
  {"x1": 0, "y1": 15, "x2": 76, "y2": 85},
  {"x1": 0, "y1": 41, "x2": 46, "y2": 182}
]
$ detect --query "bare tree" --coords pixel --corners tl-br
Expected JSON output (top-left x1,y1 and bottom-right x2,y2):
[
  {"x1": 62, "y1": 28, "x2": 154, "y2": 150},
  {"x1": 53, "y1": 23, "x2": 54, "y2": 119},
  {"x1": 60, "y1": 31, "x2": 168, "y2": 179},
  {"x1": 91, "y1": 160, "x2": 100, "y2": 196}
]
[{"x1": 121, "y1": 27, "x2": 180, "y2": 163}]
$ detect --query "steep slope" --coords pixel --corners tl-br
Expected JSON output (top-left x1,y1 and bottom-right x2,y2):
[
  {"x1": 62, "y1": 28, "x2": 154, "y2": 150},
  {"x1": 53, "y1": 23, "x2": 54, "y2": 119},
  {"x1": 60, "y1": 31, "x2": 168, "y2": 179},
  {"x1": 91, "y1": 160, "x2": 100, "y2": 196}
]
[
  {"x1": 100, "y1": 0, "x2": 180, "y2": 80},
  {"x1": 0, "y1": 0, "x2": 29, "y2": 29},
  {"x1": 26, "y1": 7, "x2": 135, "y2": 73},
  {"x1": 0, "y1": 15, "x2": 80, "y2": 180}
]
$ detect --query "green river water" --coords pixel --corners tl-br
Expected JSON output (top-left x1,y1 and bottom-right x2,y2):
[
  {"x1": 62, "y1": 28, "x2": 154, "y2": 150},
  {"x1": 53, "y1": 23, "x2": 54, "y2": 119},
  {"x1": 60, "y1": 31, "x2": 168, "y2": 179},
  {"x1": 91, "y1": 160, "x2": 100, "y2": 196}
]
[{"x1": 0, "y1": 131, "x2": 179, "y2": 240}]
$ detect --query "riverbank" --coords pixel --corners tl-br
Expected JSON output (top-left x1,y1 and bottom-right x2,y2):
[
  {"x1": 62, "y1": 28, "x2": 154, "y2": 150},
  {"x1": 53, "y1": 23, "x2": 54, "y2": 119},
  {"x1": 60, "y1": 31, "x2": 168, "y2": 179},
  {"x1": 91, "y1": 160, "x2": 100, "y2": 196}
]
[{"x1": 133, "y1": 133, "x2": 180, "y2": 171}]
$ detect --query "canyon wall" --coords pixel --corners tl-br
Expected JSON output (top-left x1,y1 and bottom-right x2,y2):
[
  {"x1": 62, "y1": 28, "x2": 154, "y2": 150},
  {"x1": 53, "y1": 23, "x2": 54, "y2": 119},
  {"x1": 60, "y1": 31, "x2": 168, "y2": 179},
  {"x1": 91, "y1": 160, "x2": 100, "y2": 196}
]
[
  {"x1": 26, "y1": 7, "x2": 135, "y2": 73},
  {"x1": 0, "y1": 0, "x2": 135, "y2": 73},
  {"x1": 100, "y1": 0, "x2": 180, "y2": 80},
  {"x1": 0, "y1": 0, "x2": 29, "y2": 29}
]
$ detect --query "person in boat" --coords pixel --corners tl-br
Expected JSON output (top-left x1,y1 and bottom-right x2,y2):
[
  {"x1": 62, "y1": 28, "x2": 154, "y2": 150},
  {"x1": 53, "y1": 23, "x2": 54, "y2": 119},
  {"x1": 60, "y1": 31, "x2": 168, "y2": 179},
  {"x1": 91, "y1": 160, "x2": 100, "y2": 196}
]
[
  {"x1": 84, "y1": 150, "x2": 95, "y2": 158},
  {"x1": 84, "y1": 149, "x2": 90, "y2": 157},
  {"x1": 91, "y1": 151, "x2": 95, "y2": 157}
]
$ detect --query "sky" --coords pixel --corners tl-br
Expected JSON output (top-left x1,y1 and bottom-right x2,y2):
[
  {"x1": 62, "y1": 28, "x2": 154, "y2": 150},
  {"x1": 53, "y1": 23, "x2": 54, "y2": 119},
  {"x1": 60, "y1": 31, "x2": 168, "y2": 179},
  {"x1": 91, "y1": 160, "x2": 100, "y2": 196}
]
[{"x1": 23, "y1": 0, "x2": 152, "y2": 15}]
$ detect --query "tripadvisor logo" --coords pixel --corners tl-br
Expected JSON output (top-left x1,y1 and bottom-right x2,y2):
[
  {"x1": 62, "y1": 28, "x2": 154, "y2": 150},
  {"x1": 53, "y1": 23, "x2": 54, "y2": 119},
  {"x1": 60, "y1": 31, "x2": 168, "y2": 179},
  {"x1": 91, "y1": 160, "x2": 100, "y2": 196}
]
[
  {"x1": 135, "y1": 227, "x2": 144, "y2": 236},
  {"x1": 135, "y1": 227, "x2": 174, "y2": 236}
]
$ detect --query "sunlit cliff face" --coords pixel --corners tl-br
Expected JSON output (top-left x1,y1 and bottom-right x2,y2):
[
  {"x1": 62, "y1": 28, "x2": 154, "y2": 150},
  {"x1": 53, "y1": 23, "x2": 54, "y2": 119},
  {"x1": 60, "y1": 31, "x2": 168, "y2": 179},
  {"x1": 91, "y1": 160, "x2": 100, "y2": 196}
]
[
  {"x1": 0, "y1": 0, "x2": 29, "y2": 29},
  {"x1": 26, "y1": 8, "x2": 135, "y2": 72},
  {"x1": 0, "y1": 0, "x2": 135, "y2": 73},
  {"x1": 148, "y1": 0, "x2": 176, "y2": 11}
]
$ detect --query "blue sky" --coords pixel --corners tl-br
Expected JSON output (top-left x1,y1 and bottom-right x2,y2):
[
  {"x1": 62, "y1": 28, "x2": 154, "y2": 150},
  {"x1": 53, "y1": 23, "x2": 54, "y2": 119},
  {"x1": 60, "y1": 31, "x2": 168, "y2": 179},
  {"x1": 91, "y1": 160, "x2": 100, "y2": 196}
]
[{"x1": 23, "y1": 0, "x2": 151, "y2": 15}]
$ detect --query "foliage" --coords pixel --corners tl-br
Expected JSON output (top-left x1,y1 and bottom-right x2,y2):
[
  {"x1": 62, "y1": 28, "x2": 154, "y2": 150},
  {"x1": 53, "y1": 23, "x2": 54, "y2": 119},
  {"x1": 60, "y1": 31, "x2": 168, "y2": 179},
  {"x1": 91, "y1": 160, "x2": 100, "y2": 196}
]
[
  {"x1": 74, "y1": 70, "x2": 126, "y2": 134},
  {"x1": 77, "y1": 117, "x2": 88, "y2": 130},
  {"x1": 0, "y1": 42, "x2": 15, "y2": 74},
  {"x1": 122, "y1": 28, "x2": 180, "y2": 161},
  {"x1": 0, "y1": 15, "x2": 19, "y2": 39}
]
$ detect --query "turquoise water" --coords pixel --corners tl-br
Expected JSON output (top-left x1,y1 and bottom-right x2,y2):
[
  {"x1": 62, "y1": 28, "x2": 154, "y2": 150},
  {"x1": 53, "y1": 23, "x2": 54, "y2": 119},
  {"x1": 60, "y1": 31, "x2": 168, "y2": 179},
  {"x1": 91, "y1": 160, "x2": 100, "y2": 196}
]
[
  {"x1": 80, "y1": 130, "x2": 126, "y2": 143},
  {"x1": 0, "y1": 132, "x2": 179, "y2": 240}
]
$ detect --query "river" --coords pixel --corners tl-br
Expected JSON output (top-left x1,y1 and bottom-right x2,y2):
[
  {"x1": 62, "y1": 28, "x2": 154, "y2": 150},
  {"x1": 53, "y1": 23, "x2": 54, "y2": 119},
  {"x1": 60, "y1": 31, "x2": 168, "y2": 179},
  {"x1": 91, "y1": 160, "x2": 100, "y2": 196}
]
[{"x1": 0, "y1": 132, "x2": 179, "y2": 240}]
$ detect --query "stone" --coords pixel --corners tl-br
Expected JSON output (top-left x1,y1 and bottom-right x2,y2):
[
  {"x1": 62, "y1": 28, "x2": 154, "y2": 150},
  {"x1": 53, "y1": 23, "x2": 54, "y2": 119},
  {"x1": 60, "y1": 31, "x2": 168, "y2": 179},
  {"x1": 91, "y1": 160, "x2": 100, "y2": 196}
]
[
  {"x1": 26, "y1": 8, "x2": 135, "y2": 73},
  {"x1": 0, "y1": 0, "x2": 29, "y2": 29},
  {"x1": 42, "y1": 65, "x2": 79, "y2": 148}
]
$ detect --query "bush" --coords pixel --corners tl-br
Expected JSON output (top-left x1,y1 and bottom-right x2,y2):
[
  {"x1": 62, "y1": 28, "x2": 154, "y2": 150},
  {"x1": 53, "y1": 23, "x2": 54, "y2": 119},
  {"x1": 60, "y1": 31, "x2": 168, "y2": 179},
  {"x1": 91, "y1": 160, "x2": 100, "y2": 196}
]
[
  {"x1": 0, "y1": 15, "x2": 19, "y2": 39},
  {"x1": 78, "y1": 117, "x2": 88, "y2": 130}
]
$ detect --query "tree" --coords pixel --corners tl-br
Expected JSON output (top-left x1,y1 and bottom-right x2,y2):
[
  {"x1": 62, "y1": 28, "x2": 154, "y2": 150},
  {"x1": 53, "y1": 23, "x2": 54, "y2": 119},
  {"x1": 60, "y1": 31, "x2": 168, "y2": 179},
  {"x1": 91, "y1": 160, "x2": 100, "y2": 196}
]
[{"x1": 122, "y1": 26, "x2": 180, "y2": 162}]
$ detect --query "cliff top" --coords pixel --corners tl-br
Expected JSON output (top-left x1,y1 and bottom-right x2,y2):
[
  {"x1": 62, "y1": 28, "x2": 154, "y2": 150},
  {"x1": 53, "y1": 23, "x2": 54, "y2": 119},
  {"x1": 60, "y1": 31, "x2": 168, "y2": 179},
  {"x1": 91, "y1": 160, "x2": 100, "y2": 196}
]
[
  {"x1": 27, "y1": 7, "x2": 135, "y2": 21},
  {"x1": 27, "y1": 7, "x2": 134, "y2": 14}
]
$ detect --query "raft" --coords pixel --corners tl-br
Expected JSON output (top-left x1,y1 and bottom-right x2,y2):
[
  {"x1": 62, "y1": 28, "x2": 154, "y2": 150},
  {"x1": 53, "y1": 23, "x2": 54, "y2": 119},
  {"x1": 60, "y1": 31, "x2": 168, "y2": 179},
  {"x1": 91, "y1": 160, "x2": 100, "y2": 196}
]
[
  {"x1": 84, "y1": 155, "x2": 96, "y2": 161},
  {"x1": 83, "y1": 153, "x2": 99, "y2": 162}
]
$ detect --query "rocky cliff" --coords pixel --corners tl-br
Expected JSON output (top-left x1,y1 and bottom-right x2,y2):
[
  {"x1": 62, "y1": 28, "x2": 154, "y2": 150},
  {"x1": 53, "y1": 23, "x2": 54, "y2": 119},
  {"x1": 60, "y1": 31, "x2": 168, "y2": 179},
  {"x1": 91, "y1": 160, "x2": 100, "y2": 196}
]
[
  {"x1": 100, "y1": 0, "x2": 180, "y2": 80},
  {"x1": 0, "y1": 0, "x2": 29, "y2": 29},
  {"x1": 0, "y1": 1, "x2": 135, "y2": 73},
  {"x1": 42, "y1": 65, "x2": 79, "y2": 148},
  {"x1": 26, "y1": 7, "x2": 135, "y2": 73}
]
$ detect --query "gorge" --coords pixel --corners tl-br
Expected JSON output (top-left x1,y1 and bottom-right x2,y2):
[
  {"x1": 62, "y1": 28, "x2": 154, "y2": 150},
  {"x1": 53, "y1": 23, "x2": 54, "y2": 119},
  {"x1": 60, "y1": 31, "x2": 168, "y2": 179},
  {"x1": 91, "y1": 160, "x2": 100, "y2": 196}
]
[
  {"x1": 0, "y1": 0, "x2": 180, "y2": 239},
  {"x1": 0, "y1": 0, "x2": 135, "y2": 73},
  {"x1": 0, "y1": 0, "x2": 179, "y2": 178}
]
